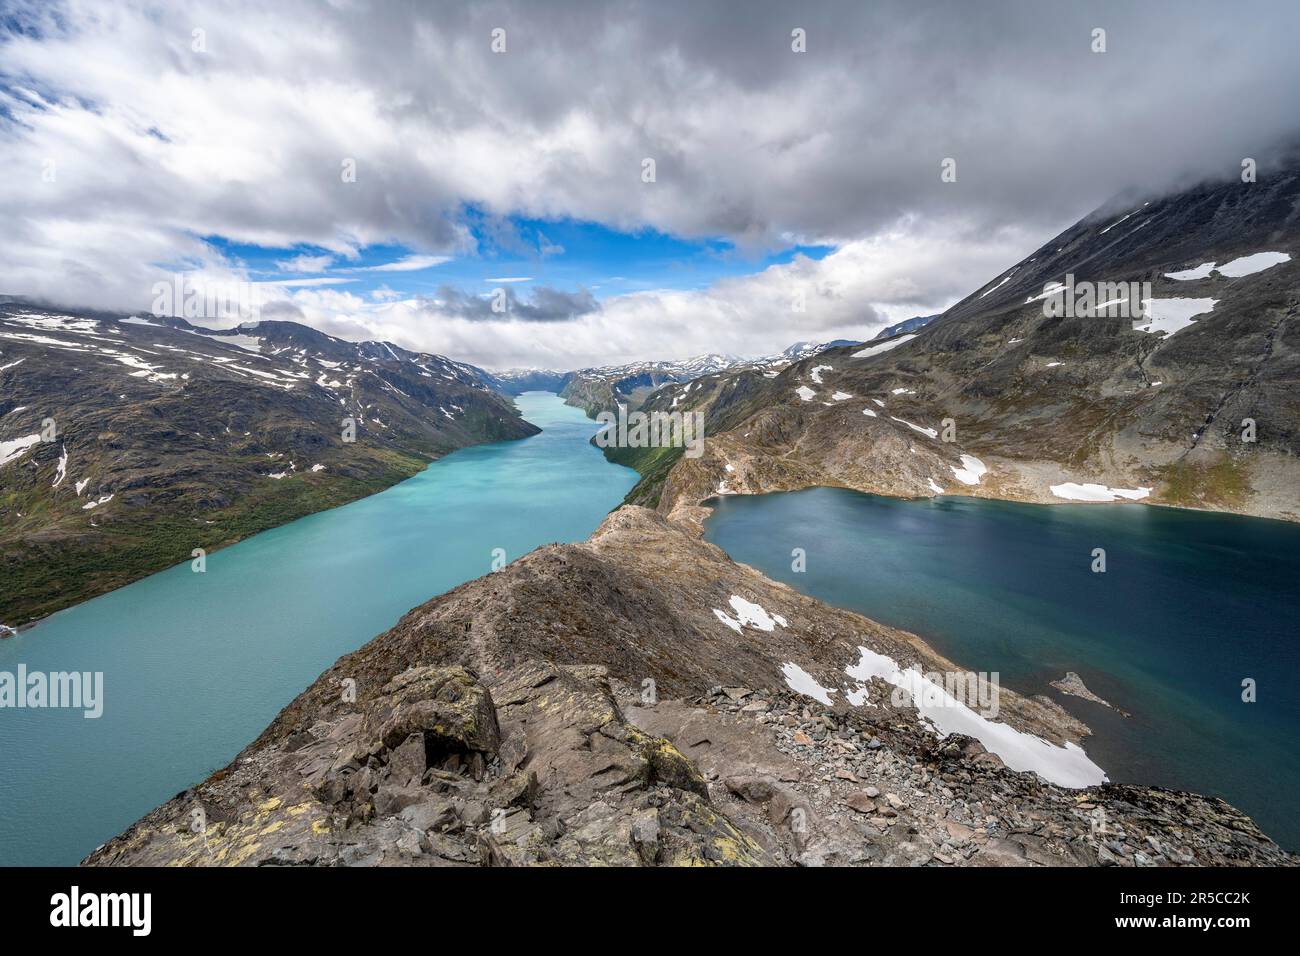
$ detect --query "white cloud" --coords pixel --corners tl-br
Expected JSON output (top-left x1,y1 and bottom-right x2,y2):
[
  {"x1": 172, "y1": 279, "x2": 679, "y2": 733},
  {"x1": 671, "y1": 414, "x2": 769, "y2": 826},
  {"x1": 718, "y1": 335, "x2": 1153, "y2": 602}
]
[
  {"x1": 275, "y1": 253, "x2": 333, "y2": 273},
  {"x1": 256, "y1": 277, "x2": 355, "y2": 288},
  {"x1": 357, "y1": 255, "x2": 453, "y2": 273}
]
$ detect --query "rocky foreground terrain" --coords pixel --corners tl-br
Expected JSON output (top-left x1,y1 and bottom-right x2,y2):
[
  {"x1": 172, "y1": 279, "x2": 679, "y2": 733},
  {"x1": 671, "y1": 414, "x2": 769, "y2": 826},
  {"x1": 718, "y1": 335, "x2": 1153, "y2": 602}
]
[
  {"x1": 0, "y1": 304, "x2": 536, "y2": 625},
  {"x1": 88, "y1": 507, "x2": 1291, "y2": 867},
  {"x1": 621, "y1": 166, "x2": 1300, "y2": 524}
]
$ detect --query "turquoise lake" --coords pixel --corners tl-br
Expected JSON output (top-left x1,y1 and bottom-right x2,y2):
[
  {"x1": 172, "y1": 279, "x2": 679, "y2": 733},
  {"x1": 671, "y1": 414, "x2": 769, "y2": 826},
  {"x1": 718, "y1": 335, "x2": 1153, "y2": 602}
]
[
  {"x1": 703, "y1": 488, "x2": 1300, "y2": 851},
  {"x1": 0, "y1": 392, "x2": 636, "y2": 865}
]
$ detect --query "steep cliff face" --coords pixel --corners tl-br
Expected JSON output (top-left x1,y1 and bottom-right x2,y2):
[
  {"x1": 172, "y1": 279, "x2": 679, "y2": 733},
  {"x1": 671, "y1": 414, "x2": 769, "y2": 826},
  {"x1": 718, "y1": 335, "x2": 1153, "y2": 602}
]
[
  {"x1": 637, "y1": 167, "x2": 1300, "y2": 523},
  {"x1": 0, "y1": 304, "x2": 538, "y2": 625},
  {"x1": 87, "y1": 507, "x2": 1292, "y2": 867}
]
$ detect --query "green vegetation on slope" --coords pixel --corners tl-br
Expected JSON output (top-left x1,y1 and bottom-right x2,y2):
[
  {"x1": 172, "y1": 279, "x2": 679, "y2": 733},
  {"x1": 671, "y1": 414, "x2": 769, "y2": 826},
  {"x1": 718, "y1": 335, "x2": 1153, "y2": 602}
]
[
  {"x1": 1155, "y1": 457, "x2": 1251, "y2": 510},
  {"x1": 603, "y1": 443, "x2": 684, "y2": 508},
  {"x1": 1, "y1": 449, "x2": 425, "y2": 625}
]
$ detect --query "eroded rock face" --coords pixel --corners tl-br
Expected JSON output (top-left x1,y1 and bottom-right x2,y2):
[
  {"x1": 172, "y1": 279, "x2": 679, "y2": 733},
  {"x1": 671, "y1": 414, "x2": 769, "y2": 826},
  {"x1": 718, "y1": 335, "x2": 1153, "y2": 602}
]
[
  {"x1": 86, "y1": 658, "x2": 1292, "y2": 868},
  {"x1": 360, "y1": 665, "x2": 501, "y2": 763},
  {"x1": 87, "y1": 506, "x2": 1293, "y2": 867},
  {"x1": 86, "y1": 661, "x2": 771, "y2": 867}
]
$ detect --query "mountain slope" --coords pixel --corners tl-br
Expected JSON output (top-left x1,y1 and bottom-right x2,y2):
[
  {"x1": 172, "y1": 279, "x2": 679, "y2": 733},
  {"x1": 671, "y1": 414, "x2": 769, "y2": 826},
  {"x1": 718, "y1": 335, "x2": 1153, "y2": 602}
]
[
  {"x1": 0, "y1": 304, "x2": 538, "y2": 626},
  {"x1": 636, "y1": 166, "x2": 1300, "y2": 524}
]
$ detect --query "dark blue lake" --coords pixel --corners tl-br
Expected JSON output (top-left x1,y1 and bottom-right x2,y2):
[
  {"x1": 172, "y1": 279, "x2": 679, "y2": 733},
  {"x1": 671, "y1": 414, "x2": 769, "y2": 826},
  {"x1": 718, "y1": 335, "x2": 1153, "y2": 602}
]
[{"x1": 703, "y1": 488, "x2": 1300, "y2": 850}]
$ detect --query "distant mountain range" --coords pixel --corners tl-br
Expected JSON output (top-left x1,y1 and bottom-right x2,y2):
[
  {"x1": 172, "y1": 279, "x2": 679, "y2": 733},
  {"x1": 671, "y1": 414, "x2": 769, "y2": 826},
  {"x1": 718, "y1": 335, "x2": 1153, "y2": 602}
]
[
  {"x1": 494, "y1": 341, "x2": 864, "y2": 396},
  {"x1": 523, "y1": 342, "x2": 862, "y2": 416},
  {"x1": 487, "y1": 368, "x2": 573, "y2": 395}
]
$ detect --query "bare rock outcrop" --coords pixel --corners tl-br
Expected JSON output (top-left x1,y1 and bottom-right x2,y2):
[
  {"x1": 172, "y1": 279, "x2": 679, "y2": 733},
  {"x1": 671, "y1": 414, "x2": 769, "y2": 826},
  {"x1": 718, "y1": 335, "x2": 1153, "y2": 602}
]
[{"x1": 1051, "y1": 672, "x2": 1132, "y2": 717}]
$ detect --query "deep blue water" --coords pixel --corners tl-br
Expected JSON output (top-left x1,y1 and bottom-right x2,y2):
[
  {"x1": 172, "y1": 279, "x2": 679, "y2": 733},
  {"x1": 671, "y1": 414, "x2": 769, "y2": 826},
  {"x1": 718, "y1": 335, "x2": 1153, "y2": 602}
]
[
  {"x1": 703, "y1": 488, "x2": 1300, "y2": 850},
  {"x1": 0, "y1": 393, "x2": 636, "y2": 865}
]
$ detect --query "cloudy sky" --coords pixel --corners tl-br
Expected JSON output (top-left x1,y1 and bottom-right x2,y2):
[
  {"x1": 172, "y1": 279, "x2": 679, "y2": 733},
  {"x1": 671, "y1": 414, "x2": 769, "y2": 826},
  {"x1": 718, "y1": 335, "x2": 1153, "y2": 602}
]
[{"x1": 2, "y1": 0, "x2": 1299, "y2": 369}]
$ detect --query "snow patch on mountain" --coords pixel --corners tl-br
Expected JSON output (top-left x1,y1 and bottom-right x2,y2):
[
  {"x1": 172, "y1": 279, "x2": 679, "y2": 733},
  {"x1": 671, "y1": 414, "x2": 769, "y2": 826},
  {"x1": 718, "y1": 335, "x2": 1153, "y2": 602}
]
[
  {"x1": 891, "y1": 416, "x2": 937, "y2": 439},
  {"x1": 852, "y1": 334, "x2": 915, "y2": 359},
  {"x1": 781, "y1": 663, "x2": 836, "y2": 706},
  {"x1": 844, "y1": 645, "x2": 1106, "y2": 787},
  {"x1": 1, "y1": 433, "x2": 41, "y2": 467},
  {"x1": 52, "y1": 443, "x2": 67, "y2": 487},
  {"x1": 1050, "y1": 482, "x2": 1151, "y2": 501},
  {"x1": 1134, "y1": 297, "x2": 1217, "y2": 337},
  {"x1": 1166, "y1": 252, "x2": 1289, "y2": 280},
  {"x1": 1215, "y1": 251, "x2": 1291, "y2": 277},
  {"x1": 1165, "y1": 261, "x2": 1216, "y2": 281},
  {"x1": 949, "y1": 455, "x2": 987, "y2": 486}
]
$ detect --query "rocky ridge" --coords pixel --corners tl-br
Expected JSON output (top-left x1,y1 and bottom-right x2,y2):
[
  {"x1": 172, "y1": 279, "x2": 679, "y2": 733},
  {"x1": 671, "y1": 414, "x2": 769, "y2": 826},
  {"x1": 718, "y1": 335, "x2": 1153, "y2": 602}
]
[{"x1": 86, "y1": 507, "x2": 1292, "y2": 867}]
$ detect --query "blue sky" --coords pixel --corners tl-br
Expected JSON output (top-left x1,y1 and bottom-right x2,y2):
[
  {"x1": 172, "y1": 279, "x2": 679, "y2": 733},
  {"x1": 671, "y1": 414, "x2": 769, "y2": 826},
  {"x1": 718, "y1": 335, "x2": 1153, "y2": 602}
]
[{"x1": 201, "y1": 215, "x2": 834, "y2": 304}]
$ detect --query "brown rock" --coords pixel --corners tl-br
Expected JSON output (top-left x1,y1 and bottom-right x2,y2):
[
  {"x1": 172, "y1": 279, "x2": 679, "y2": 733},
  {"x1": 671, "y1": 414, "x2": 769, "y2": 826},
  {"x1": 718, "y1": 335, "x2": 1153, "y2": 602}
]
[{"x1": 843, "y1": 792, "x2": 877, "y2": 814}]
